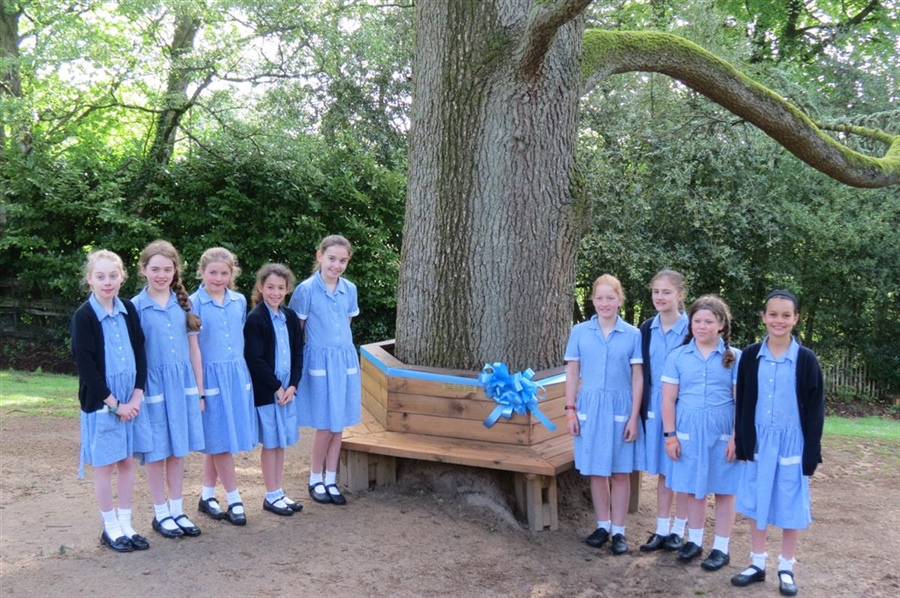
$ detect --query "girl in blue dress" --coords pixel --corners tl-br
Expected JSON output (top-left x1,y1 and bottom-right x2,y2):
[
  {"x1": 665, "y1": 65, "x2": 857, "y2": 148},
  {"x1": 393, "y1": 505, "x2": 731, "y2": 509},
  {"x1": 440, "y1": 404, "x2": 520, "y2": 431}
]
[
  {"x1": 731, "y1": 290, "x2": 824, "y2": 597},
  {"x1": 288, "y1": 235, "x2": 361, "y2": 506},
  {"x1": 244, "y1": 263, "x2": 305, "y2": 516},
  {"x1": 564, "y1": 274, "x2": 643, "y2": 555},
  {"x1": 71, "y1": 250, "x2": 151, "y2": 552},
  {"x1": 638, "y1": 270, "x2": 690, "y2": 552},
  {"x1": 662, "y1": 295, "x2": 741, "y2": 572},
  {"x1": 191, "y1": 247, "x2": 258, "y2": 526},
  {"x1": 133, "y1": 240, "x2": 205, "y2": 539}
]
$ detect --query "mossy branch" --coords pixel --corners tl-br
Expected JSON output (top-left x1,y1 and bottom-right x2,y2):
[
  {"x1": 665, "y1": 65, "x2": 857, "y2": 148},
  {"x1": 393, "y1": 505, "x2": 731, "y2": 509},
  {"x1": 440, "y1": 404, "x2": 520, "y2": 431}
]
[
  {"x1": 518, "y1": 0, "x2": 594, "y2": 77},
  {"x1": 581, "y1": 29, "x2": 900, "y2": 188}
]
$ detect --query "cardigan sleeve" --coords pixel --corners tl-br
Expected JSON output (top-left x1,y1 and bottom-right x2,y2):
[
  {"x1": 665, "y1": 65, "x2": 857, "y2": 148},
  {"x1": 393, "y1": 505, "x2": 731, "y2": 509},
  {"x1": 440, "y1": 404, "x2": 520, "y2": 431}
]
[
  {"x1": 71, "y1": 304, "x2": 112, "y2": 413},
  {"x1": 734, "y1": 343, "x2": 761, "y2": 462},
  {"x1": 286, "y1": 308, "x2": 304, "y2": 389},
  {"x1": 800, "y1": 348, "x2": 826, "y2": 476},
  {"x1": 123, "y1": 299, "x2": 147, "y2": 392}
]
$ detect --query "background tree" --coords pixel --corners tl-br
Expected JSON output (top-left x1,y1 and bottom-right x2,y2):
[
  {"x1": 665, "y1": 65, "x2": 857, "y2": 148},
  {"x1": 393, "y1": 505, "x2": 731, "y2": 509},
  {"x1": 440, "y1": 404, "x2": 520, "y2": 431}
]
[{"x1": 395, "y1": 0, "x2": 898, "y2": 372}]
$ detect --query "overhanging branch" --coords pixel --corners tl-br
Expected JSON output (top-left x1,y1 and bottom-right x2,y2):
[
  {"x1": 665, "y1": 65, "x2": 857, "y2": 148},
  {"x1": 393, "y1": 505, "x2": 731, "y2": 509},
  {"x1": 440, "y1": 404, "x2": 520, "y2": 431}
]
[
  {"x1": 581, "y1": 30, "x2": 899, "y2": 188},
  {"x1": 518, "y1": 0, "x2": 593, "y2": 77}
]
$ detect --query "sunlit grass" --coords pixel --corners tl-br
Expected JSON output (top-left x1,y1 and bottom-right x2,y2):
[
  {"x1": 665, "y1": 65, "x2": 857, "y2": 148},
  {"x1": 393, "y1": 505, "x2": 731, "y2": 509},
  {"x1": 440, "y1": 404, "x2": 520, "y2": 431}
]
[
  {"x1": 0, "y1": 369, "x2": 80, "y2": 417},
  {"x1": 823, "y1": 415, "x2": 899, "y2": 440}
]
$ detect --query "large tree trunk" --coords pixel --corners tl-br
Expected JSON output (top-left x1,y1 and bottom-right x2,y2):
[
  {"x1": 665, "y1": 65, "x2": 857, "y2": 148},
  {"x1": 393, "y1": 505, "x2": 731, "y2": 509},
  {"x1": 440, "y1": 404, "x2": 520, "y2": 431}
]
[
  {"x1": 0, "y1": 1, "x2": 24, "y2": 158},
  {"x1": 395, "y1": 0, "x2": 588, "y2": 371}
]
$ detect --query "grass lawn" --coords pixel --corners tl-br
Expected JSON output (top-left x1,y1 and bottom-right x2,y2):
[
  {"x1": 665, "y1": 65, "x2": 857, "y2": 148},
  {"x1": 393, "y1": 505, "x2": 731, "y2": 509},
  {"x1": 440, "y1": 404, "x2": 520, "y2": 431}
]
[{"x1": 0, "y1": 369, "x2": 80, "y2": 417}]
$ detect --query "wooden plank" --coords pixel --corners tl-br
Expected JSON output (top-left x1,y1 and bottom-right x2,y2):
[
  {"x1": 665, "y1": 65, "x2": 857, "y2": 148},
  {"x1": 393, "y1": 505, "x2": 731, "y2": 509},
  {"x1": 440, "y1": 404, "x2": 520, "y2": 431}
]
[
  {"x1": 361, "y1": 360, "x2": 389, "y2": 405},
  {"x1": 388, "y1": 392, "x2": 498, "y2": 422},
  {"x1": 386, "y1": 412, "x2": 529, "y2": 445},
  {"x1": 386, "y1": 376, "x2": 483, "y2": 400},
  {"x1": 374, "y1": 455, "x2": 397, "y2": 486},
  {"x1": 341, "y1": 432, "x2": 557, "y2": 475},
  {"x1": 361, "y1": 387, "x2": 388, "y2": 429},
  {"x1": 360, "y1": 340, "x2": 406, "y2": 370}
]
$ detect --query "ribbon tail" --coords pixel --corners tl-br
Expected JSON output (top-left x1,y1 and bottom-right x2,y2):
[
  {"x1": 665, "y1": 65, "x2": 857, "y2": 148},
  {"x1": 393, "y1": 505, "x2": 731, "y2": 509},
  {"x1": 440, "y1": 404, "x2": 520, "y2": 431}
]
[
  {"x1": 531, "y1": 405, "x2": 557, "y2": 431},
  {"x1": 484, "y1": 404, "x2": 514, "y2": 428}
]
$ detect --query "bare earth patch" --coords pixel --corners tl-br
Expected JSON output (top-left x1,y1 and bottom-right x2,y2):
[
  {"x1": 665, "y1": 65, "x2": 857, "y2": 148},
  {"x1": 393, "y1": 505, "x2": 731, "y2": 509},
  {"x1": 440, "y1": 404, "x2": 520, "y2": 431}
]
[{"x1": 1, "y1": 414, "x2": 898, "y2": 597}]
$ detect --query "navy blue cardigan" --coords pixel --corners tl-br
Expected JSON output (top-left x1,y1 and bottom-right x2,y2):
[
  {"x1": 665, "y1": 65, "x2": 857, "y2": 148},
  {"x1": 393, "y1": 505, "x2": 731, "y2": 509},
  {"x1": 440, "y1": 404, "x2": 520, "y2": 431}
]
[
  {"x1": 70, "y1": 298, "x2": 147, "y2": 414},
  {"x1": 243, "y1": 303, "x2": 304, "y2": 407},
  {"x1": 734, "y1": 342, "x2": 825, "y2": 476}
]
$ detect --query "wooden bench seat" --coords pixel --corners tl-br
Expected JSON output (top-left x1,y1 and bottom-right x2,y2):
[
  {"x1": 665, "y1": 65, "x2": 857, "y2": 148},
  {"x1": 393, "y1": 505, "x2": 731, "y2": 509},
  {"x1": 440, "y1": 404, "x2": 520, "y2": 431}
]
[{"x1": 341, "y1": 405, "x2": 574, "y2": 530}]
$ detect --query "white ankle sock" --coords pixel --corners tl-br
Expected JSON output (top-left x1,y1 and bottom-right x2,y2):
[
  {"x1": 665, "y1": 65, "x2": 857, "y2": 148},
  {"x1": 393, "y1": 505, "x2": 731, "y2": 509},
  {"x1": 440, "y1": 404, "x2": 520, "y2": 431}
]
[
  {"x1": 309, "y1": 471, "x2": 323, "y2": 486},
  {"x1": 201, "y1": 485, "x2": 216, "y2": 500},
  {"x1": 778, "y1": 555, "x2": 795, "y2": 572},
  {"x1": 656, "y1": 517, "x2": 670, "y2": 536},
  {"x1": 226, "y1": 489, "x2": 244, "y2": 514},
  {"x1": 597, "y1": 520, "x2": 611, "y2": 532},
  {"x1": 169, "y1": 498, "x2": 184, "y2": 517},
  {"x1": 324, "y1": 470, "x2": 337, "y2": 486},
  {"x1": 751, "y1": 551, "x2": 768, "y2": 570},
  {"x1": 611, "y1": 525, "x2": 625, "y2": 536},
  {"x1": 154, "y1": 503, "x2": 179, "y2": 530},
  {"x1": 687, "y1": 527, "x2": 703, "y2": 545},
  {"x1": 671, "y1": 517, "x2": 687, "y2": 536},
  {"x1": 117, "y1": 507, "x2": 137, "y2": 537},
  {"x1": 712, "y1": 535, "x2": 730, "y2": 553},
  {"x1": 101, "y1": 509, "x2": 124, "y2": 539}
]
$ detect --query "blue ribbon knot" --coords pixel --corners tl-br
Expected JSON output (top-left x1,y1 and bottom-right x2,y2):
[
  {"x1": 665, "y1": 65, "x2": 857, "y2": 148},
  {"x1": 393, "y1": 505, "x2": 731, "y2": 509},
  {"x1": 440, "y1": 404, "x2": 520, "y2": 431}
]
[{"x1": 478, "y1": 362, "x2": 557, "y2": 431}]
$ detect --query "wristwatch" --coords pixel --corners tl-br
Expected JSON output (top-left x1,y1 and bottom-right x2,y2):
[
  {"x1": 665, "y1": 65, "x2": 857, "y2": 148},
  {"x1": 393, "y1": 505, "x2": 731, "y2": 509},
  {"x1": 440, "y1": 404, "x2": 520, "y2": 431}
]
[{"x1": 663, "y1": 431, "x2": 676, "y2": 438}]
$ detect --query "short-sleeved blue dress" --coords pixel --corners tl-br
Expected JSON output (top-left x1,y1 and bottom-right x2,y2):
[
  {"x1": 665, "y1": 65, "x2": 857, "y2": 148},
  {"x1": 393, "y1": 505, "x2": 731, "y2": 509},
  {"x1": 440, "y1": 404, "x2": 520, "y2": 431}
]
[
  {"x1": 288, "y1": 271, "x2": 361, "y2": 432},
  {"x1": 643, "y1": 312, "x2": 689, "y2": 476},
  {"x1": 736, "y1": 338, "x2": 812, "y2": 530},
  {"x1": 189, "y1": 286, "x2": 257, "y2": 453},
  {"x1": 131, "y1": 288, "x2": 204, "y2": 463},
  {"x1": 565, "y1": 315, "x2": 645, "y2": 477},
  {"x1": 661, "y1": 339, "x2": 741, "y2": 498},
  {"x1": 79, "y1": 295, "x2": 152, "y2": 473}
]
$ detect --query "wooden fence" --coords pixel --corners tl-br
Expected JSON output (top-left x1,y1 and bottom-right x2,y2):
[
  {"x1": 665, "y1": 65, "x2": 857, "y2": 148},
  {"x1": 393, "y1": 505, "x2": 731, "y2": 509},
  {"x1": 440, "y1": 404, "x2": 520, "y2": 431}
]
[{"x1": 821, "y1": 349, "x2": 886, "y2": 400}]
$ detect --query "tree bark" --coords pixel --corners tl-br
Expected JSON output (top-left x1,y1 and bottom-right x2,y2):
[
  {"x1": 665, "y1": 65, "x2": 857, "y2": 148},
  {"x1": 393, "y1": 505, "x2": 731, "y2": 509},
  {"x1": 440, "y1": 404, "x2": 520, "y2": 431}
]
[
  {"x1": 395, "y1": 0, "x2": 589, "y2": 371},
  {"x1": 0, "y1": 0, "x2": 24, "y2": 158}
]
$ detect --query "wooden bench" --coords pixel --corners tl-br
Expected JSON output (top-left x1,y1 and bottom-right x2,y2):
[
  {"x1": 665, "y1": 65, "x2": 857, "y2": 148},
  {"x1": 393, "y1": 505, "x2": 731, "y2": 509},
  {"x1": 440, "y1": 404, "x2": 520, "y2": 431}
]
[
  {"x1": 341, "y1": 404, "x2": 574, "y2": 531},
  {"x1": 339, "y1": 341, "x2": 642, "y2": 531}
]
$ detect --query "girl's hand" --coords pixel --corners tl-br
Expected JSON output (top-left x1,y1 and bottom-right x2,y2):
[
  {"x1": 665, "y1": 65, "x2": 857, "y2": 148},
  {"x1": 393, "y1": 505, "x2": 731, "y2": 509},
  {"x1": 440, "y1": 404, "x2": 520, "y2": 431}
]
[
  {"x1": 282, "y1": 386, "x2": 296, "y2": 404},
  {"x1": 725, "y1": 436, "x2": 736, "y2": 462},
  {"x1": 567, "y1": 415, "x2": 580, "y2": 437},
  {"x1": 116, "y1": 401, "x2": 137, "y2": 421},
  {"x1": 665, "y1": 438, "x2": 681, "y2": 461},
  {"x1": 623, "y1": 416, "x2": 638, "y2": 443},
  {"x1": 127, "y1": 389, "x2": 143, "y2": 416},
  {"x1": 275, "y1": 387, "x2": 286, "y2": 406}
]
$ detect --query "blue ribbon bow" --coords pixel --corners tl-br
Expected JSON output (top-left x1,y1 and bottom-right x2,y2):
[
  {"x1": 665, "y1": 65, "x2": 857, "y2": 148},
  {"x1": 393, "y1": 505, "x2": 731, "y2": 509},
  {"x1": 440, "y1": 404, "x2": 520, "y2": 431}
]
[{"x1": 479, "y1": 362, "x2": 557, "y2": 431}]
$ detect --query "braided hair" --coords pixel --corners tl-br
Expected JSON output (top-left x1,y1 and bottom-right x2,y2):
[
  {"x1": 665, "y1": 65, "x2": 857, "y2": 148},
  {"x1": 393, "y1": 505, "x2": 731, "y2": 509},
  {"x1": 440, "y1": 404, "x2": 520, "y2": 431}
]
[
  {"x1": 682, "y1": 294, "x2": 736, "y2": 369},
  {"x1": 139, "y1": 240, "x2": 201, "y2": 332}
]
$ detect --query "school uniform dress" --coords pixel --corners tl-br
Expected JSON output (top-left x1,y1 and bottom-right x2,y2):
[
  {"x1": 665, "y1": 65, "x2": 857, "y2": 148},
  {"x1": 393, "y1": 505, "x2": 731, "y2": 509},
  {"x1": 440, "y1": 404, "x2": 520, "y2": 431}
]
[
  {"x1": 565, "y1": 315, "x2": 645, "y2": 477},
  {"x1": 735, "y1": 338, "x2": 824, "y2": 530},
  {"x1": 71, "y1": 295, "x2": 151, "y2": 476},
  {"x1": 288, "y1": 271, "x2": 361, "y2": 433},
  {"x1": 661, "y1": 339, "x2": 741, "y2": 499},
  {"x1": 244, "y1": 303, "x2": 304, "y2": 449},
  {"x1": 640, "y1": 312, "x2": 689, "y2": 476},
  {"x1": 131, "y1": 288, "x2": 204, "y2": 463},
  {"x1": 189, "y1": 286, "x2": 257, "y2": 454}
]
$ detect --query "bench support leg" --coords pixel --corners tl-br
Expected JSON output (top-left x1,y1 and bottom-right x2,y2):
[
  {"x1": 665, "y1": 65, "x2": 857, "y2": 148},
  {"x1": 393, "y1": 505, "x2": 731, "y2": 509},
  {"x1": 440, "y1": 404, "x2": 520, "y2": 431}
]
[
  {"x1": 628, "y1": 470, "x2": 642, "y2": 514},
  {"x1": 340, "y1": 450, "x2": 397, "y2": 492},
  {"x1": 514, "y1": 473, "x2": 558, "y2": 531}
]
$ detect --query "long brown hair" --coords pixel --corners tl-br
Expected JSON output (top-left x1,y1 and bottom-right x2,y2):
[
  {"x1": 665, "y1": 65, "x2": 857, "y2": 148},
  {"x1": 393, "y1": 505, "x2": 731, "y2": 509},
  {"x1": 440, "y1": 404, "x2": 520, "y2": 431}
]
[
  {"x1": 312, "y1": 235, "x2": 353, "y2": 273},
  {"x1": 139, "y1": 240, "x2": 201, "y2": 332}
]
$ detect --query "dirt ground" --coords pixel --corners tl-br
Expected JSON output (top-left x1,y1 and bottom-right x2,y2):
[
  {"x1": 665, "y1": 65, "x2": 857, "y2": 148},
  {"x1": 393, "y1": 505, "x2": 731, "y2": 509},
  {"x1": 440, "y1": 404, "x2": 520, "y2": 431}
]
[{"x1": 1, "y1": 414, "x2": 898, "y2": 598}]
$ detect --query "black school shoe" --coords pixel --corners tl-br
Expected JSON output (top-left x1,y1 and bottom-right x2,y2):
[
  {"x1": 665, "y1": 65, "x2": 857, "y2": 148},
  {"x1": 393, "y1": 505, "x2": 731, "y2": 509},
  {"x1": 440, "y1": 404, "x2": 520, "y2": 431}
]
[
  {"x1": 128, "y1": 533, "x2": 150, "y2": 550},
  {"x1": 100, "y1": 529, "x2": 134, "y2": 553},
  {"x1": 778, "y1": 570, "x2": 798, "y2": 596},
  {"x1": 198, "y1": 496, "x2": 227, "y2": 520},
  {"x1": 677, "y1": 541, "x2": 703, "y2": 562},
  {"x1": 701, "y1": 549, "x2": 730, "y2": 571},
  {"x1": 226, "y1": 502, "x2": 247, "y2": 526},
  {"x1": 263, "y1": 497, "x2": 294, "y2": 516},
  {"x1": 309, "y1": 482, "x2": 332, "y2": 504},
  {"x1": 610, "y1": 534, "x2": 628, "y2": 555},
  {"x1": 152, "y1": 516, "x2": 185, "y2": 539},
  {"x1": 731, "y1": 565, "x2": 766, "y2": 586},
  {"x1": 586, "y1": 527, "x2": 609, "y2": 548},
  {"x1": 640, "y1": 533, "x2": 668, "y2": 552},
  {"x1": 663, "y1": 533, "x2": 684, "y2": 550},
  {"x1": 173, "y1": 514, "x2": 201, "y2": 536}
]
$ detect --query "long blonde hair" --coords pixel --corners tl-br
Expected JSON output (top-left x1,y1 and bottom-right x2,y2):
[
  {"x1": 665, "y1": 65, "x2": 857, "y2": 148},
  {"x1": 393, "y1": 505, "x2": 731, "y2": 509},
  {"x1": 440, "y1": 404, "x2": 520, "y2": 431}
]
[{"x1": 196, "y1": 247, "x2": 241, "y2": 290}]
